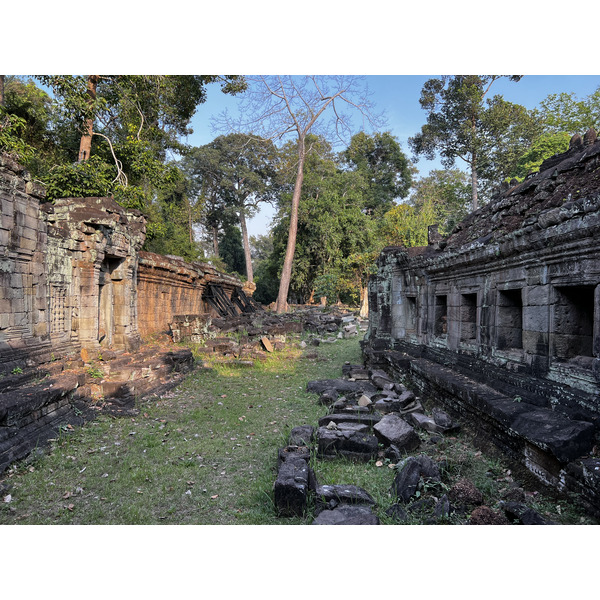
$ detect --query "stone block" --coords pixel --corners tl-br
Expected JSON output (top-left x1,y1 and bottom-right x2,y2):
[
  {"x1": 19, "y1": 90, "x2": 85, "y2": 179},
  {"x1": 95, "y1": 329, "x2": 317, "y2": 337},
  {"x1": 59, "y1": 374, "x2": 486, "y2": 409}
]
[
  {"x1": 315, "y1": 484, "x2": 375, "y2": 513},
  {"x1": 373, "y1": 414, "x2": 420, "y2": 452},
  {"x1": 317, "y1": 426, "x2": 379, "y2": 460},
  {"x1": 522, "y1": 305, "x2": 549, "y2": 333},
  {"x1": 524, "y1": 285, "x2": 550, "y2": 307},
  {"x1": 273, "y1": 457, "x2": 310, "y2": 517},
  {"x1": 312, "y1": 504, "x2": 380, "y2": 525},
  {"x1": 510, "y1": 410, "x2": 595, "y2": 463},
  {"x1": 288, "y1": 425, "x2": 314, "y2": 446}
]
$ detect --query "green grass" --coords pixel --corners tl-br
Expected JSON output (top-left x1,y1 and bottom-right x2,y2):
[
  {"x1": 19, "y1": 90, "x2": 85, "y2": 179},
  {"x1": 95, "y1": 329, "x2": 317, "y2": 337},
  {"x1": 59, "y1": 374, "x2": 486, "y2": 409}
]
[
  {"x1": 0, "y1": 336, "x2": 362, "y2": 525},
  {"x1": 0, "y1": 334, "x2": 596, "y2": 525}
]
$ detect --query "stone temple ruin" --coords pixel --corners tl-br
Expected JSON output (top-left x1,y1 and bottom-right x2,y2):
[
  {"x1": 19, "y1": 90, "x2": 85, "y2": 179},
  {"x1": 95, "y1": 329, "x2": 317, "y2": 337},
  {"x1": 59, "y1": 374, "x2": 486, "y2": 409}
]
[
  {"x1": 0, "y1": 153, "x2": 257, "y2": 471},
  {"x1": 362, "y1": 130, "x2": 600, "y2": 514}
]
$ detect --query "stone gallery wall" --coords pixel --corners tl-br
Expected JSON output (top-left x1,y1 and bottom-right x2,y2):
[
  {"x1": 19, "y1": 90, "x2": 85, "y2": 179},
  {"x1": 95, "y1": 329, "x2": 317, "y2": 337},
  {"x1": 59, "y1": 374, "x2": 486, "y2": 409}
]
[
  {"x1": 0, "y1": 153, "x2": 247, "y2": 373},
  {"x1": 137, "y1": 251, "x2": 244, "y2": 338},
  {"x1": 0, "y1": 155, "x2": 50, "y2": 370},
  {"x1": 362, "y1": 131, "x2": 600, "y2": 510}
]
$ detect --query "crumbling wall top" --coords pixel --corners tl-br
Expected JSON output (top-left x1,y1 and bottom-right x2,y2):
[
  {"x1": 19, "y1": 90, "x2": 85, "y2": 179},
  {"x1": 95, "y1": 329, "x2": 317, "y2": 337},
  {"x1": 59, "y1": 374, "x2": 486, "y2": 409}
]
[{"x1": 442, "y1": 132, "x2": 600, "y2": 251}]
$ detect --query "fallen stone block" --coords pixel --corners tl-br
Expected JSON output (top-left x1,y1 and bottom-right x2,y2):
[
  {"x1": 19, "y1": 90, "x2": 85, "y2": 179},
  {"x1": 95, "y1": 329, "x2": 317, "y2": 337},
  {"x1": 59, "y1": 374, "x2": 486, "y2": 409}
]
[
  {"x1": 318, "y1": 389, "x2": 339, "y2": 406},
  {"x1": 288, "y1": 425, "x2": 315, "y2": 446},
  {"x1": 277, "y1": 445, "x2": 312, "y2": 469},
  {"x1": 260, "y1": 336, "x2": 274, "y2": 352},
  {"x1": 391, "y1": 455, "x2": 441, "y2": 502},
  {"x1": 357, "y1": 394, "x2": 372, "y2": 407},
  {"x1": 274, "y1": 457, "x2": 311, "y2": 517},
  {"x1": 373, "y1": 398, "x2": 405, "y2": 414},
  {"x1": 510, "y1": 409, "x2": 595, "y2": 464},
  {"x1": 405, "y1": 411, "x2": 440, "y2": 433},
  {"x1": 501, "y1": 502, "x2": 555, "y2": 525},
  {"x1": 317, "y1": 427, "x2": 379, "y2": 460},
  {"x1": 373, "y1": 414, "x2": 420, "y2": 452},
  {"x1": 318, "y1": 413, "x2": 381, "y2": 429},
  {"x1": 312, "y1": 504, "x2": 380, "y2": 525},
  {"x1": 307, "y1": 378, "x2": 377, "y2": 396},
  {"x1": 336, "y1": 422, "x2": 370, "y2": 434},
  {"x1": 315, "y1": 484, "x2": 375, "y2": 510}
]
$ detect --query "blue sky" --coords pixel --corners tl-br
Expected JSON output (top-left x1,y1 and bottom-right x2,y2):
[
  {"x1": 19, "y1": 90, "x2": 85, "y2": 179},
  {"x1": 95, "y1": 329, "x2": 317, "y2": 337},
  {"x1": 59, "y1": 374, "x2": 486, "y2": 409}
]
[{"x1": 185, "y1": 75, "x2": 600, "y2": 238}]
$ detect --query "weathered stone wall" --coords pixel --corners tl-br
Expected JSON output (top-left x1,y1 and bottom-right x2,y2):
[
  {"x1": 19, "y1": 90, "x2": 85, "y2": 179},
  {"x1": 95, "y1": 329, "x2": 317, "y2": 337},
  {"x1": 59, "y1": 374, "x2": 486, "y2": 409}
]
[
  {"x1": 1, "y1": 154, "x2": 57, "y2": 369},
  {"x1": 362, "y1": 132, "x2": 600, "y2": 511},
  {"x1": 1, "y1": 153, "x2": 148, "y2": 372},
  {"x1": 137, "y1": 251, "x2": 243, "y2": 338},
  {"x1": 0, "y1": 153, "x2": 251, "y2": 373}
]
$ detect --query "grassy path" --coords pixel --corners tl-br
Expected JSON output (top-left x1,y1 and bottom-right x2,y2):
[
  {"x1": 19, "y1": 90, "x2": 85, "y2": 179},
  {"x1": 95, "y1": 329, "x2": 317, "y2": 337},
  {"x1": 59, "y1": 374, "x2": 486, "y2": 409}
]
[
  {"x1": 0, "y1": 337, "x2": 362, "y2": 525},
  {"x1": 1, "y1": 334, "x2": 595, "y2": 526}
]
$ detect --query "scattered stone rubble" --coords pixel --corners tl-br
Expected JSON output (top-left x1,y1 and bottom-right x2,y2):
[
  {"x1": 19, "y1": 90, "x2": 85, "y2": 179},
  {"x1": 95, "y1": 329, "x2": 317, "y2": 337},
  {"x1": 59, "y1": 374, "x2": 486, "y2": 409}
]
[
  {"x1": 274, "y1": 360, "x2": 559, "y2": 525},
  {"x1": 172, "y1": 306, "x2": 368, "y2": 367}
]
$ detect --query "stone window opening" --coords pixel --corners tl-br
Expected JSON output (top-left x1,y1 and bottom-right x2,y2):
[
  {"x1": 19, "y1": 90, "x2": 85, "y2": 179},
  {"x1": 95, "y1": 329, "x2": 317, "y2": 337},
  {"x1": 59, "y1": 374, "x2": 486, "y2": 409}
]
[
  {"x1": 497, "y1": 288, "x2": 523, "y2": 350},
  {"x1": 434, "y1": 295, "x2": 448, "y2": 336},
  {"x1": 460, "y1": 293, "x2": 478, "y2": 343},
  {"x1": 553, "y1": 285, "x2": 595, "y2": 361}
]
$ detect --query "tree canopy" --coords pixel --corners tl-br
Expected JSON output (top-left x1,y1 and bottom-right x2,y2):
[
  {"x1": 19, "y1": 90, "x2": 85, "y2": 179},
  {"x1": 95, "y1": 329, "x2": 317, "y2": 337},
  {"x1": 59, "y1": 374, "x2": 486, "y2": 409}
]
[{"x1": 408, "y1": 75, "x2": 526, "y2": 210}]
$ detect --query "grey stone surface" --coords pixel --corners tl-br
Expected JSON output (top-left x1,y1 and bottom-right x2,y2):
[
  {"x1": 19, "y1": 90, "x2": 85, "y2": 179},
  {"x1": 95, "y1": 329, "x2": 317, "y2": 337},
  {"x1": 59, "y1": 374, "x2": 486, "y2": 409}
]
[
  {"x1": 288, "y1": 425, "x2": 314, "y2": 446},
  {"x1": 315, "y1": 484, "x2": 375, "y2": 509},
  {"x1": 312, "y1": 504, "x2": 380, "y2": 525},
  {"x1": 307, "y1": 378, "x2": 377, "y2": 396},
  {"x1": 373, "y1": 414, "x2": 420, "y2": 452},
  {"x1": 274, "y1": 457, "x2": 311, "y2": 517},
  {"x1": 316, "y1": 427, "x2": 379, "y2": 460}
]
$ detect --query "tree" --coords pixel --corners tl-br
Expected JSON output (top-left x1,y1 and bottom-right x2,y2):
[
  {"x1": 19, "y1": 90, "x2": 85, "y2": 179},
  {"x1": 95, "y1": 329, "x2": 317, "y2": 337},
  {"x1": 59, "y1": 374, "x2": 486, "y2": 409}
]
[
  {"x1": 508, "y1": 131, "x2": 571, "y2": 181},
  {"x1": 184, "y1": 134, "x2": 279, "y2": 282},
  {"x1": 410, "y1": 169, "x2": 471, "y2": 234},
  {"x1": 538, "y1": 88, "x2": 600, "y2": 135},
  {"x1": 266, "y1": 135, "x2": 380, "y2": 306},
  {"x1": 28, "y1": 75, "x2": 246, "y2": 253},
  {"x1": 380, "y1": 200, "x2": 438, "y2": 248},
  {"x1": 38, "y1": 75, "x2": 247, "y2": 203},
  {"x1": 342, "y1": 131, "x2": 412, "y2": 215},
  {"x1": 219, "y1": 224, "x2": 246, "y2": 277},
  {"x1": 216, "y1": 75, "x2": 380, "y2": 312},
  {"x1": 409, "y1": 75, "x2": 523, "y2": 210}
]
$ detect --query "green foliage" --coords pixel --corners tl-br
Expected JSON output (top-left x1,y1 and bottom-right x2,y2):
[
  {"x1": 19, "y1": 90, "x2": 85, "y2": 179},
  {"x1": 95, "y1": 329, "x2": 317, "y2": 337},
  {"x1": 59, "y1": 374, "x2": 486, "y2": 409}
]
[
  {"x1": 380, "y1": 200, "x2": 438, "y2": 248},
  {"x1": 342, "y1": 131, "x2": 413, "y2": 214},
  {"x1": 0, "y1": 108, "x2": 36, "y2": 162},
  {"x1": 43, "y1": 155, "x2": 116, "y2": 200},
  {"x1": 409, "y1": 169, "x2": 471, "y2": 234},
  {"x1": 509, "y1": 132, "x2": 571, "y2": 181},
  {"x1": 538, "y1": 88, "x2": 600, "y2": 135},
  {"x1": 219, "y1": 224, "x2": 246, "y2": 276}
]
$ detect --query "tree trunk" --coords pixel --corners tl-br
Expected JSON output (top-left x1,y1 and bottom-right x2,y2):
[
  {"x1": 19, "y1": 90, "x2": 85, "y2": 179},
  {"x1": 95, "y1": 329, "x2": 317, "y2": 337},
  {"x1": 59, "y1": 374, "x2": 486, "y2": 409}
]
[
  {"x1": 0, "y1": 76, "x2": 5, "y2": 107},
  {"x1": 239, "y1": 208, "x2": 253, "y2": 283},
  {"x1": 78, "y1": 75, "x2": 99, "y2": 162},
  {"x1": 359, "y1": 285, "x2": 369, "y2": 318},
  {"x1": 212, "y1": 226, "x2": 219, "y2": 256},
  {"x1": 275, "y1": 139, "x2": 305, "y2": 313},
  {"x1": 471, "y1": 154, "x2": 478, "y2": 211}
]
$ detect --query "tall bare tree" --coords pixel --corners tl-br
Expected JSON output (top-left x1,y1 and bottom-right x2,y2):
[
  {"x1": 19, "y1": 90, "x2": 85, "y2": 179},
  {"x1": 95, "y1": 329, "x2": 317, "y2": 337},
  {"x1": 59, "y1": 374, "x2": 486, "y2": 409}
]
[{"x1": 216, "y1": 75, "x2": 380, "y2": 312}]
